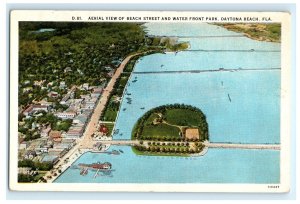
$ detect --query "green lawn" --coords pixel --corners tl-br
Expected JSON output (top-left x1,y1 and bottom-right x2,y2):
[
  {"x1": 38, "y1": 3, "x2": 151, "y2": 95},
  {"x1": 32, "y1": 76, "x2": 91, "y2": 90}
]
[
  {"x1": 144, "y1": 113, "x2": 159, "y2": 125},
  {"x1": 142, "y1": 124, "x2": 180, "y2": 139},
  {"x1": 165, "y1": 109, "x2": 202, "y2": 126},
  {"x1": 102, "y1": 109, "x2": 118, "y2": 122},
  {"x1": 124, "y1": 57, "x2": 138, "y2": 72},
  {"x1": 119, "y1": 75, "x2": 129, "y2": 87},
  {"x1": 104, "y1": 123, "x2": 115, "y2": 136}
]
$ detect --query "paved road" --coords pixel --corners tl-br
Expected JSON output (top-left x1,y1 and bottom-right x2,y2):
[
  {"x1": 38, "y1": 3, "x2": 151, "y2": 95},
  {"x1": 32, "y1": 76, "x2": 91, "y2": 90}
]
[{"x1": 79, "y1": 52, "x2": 145, "y2": 149}]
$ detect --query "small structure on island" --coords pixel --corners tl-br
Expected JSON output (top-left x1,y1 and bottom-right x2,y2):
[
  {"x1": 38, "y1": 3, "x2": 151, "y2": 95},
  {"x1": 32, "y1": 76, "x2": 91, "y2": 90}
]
[
  {"x1": 184, "y1": 128, "x2": 200, "y2": 141},
  {"x1": 99, "y1": 124, "x2": 109, "y2": 136}
]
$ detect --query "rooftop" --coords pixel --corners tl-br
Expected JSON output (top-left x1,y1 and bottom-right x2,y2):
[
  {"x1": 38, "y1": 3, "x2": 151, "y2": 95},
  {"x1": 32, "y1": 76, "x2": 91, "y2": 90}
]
[{"x1": 185, "y1": 128, "x2": 200, "y2": 140}]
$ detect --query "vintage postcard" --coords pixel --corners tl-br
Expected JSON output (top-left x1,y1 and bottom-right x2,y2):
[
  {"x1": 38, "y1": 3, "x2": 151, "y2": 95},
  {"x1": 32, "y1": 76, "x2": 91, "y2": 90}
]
[{"x1": 9, "y1": 10, "x2": 291, "y2": 192}]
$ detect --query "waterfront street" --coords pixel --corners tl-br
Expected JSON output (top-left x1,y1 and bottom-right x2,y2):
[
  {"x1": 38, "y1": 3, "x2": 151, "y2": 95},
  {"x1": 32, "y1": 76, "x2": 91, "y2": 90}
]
[{"x1": 79, "y1": 52, "x2": 143, "y2": 149}]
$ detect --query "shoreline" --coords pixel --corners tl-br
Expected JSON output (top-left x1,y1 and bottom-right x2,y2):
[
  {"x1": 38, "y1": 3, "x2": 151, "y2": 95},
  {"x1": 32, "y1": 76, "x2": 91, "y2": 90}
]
[
  {"x1": 49, "y1": 144, "x2": 111, "y2": 183},
  {"x1": 214, "y1": 23, "x2": 281, "y2": 43},
  {"x1": 46, "y1": 51, "x2": 159, "y2": 183}
]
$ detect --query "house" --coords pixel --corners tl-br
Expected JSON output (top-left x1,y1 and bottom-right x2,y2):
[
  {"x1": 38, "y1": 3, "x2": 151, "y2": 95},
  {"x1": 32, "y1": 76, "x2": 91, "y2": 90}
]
[
  {"x1": 82, "y1": 83, "x2": 89, "y2": 90},
  {"x1": 91, "y1": 87, "x2": 103, "y2": 98},
  {"x1": 107, "y1": 70, "x2": 115, "y2": 77},
  {"x1": 22, "y1": 87, "x2": 33, "y2": 93},
  {"x1": 24, "y1": 150, "x2": 37, "y2": 160},
  {"x1": 81, "y1": 101, "x2": 95, "y2": 110},
  {"x1": 48, "y1": 148, "x2": 68, "y2": 158},
  {"x1": 65, "y1": 129, "x2": 82, "y2": 139},
  {"x1": 49, "y1": 130, "x2": 62, "y2": 142},
  {"x1": 18, "y1": 167, "x2": 37, "y2": 176},
  {"x1": 59, "y1": 81, "x2": 66, "y2": 89},
  {"x1": 28, "y1": 139, "x2": 48, "y2": 153},
  {"x1": 64, "y1": 67, "x2": 72, "y2": 73},
  {"x1": 66, "y1": 125, "x2": 85, "y2": 139},
  {"x1": 38, "y1": 100, "x2": 53, "y2": 107},
  {"x1": 41, "y1": 154, "x2": 59, "y2": 164},
  {"x1": 23, "y1": 105, "x2": 48, "y2": 116},
  {"x1": 60, "y1": 94, "x2": 70, "y2": 105},
  {"x1": 48, "y1": 91, "x2": 59, "y2": 98},
  {"x1": 55, "y1": 111, "x2": 76, "y2": 119},
  {"x1": 19, "y1": 141, "x2": 28, "y2": 150},
  {"x1": 61, "y1": 139, "x2": 76, "y2": 147},
  {"x1": 73, "y1": 114, "x2": 88, "y2": 125},
  {"x1": 40, "y1": 126, "x2": 51, "y2": 138},
  {"x1": 53, "y1": 142, "x2": 73, "y2": 150},
  {"x1": 34, "y1": 80, "x2": 45, "y2": 86},
  {"x1": 185, "y1": 128, "x2": 200, "y2": 140}
]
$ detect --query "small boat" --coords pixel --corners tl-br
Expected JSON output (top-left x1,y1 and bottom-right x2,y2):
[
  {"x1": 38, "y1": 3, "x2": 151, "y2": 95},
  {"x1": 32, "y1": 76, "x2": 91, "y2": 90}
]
[
  {"x1": 111, "y1": 150, "x2": 120, "y2": 155},
  {"x1": 119, "y1": 149, "x2": 124, "y2": 153},
  {"x1": 228, "y1": 93, "x2": 232, "y2": 102},
  {"x1": 80, "y1": 168, "x2": 88, "y2": 175},
  {"x1": 140, "y1": 107, "x2": 145, "y2": 110},
  {"x1": 123, "y1": 108, "x2": 126, "y2": 111}
]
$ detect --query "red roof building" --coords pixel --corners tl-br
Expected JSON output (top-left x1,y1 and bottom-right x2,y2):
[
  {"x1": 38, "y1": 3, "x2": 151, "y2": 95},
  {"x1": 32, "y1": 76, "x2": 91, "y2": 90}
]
[{"x1": 99, "y1": 125, "x2": 109, "y2": 135}]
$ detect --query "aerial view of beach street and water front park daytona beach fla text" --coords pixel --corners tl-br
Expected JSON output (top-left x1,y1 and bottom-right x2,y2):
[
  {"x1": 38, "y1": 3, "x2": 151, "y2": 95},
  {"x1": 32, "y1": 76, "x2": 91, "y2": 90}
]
[{"x1": 17, "y1": 22, "x2": 281, "y2": 184}]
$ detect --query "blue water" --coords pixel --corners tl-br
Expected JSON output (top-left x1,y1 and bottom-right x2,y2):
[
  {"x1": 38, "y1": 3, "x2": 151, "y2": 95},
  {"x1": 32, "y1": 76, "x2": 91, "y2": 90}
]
[
  {"x1": 134, "y1": 52, "x2": 280, "y2": 72},
  {"x1": 56, "y1": 147, "x2": 279, "y2": 183},
  {"x1": 55, "y1": 23, "x2": 280, "y2": 183}
]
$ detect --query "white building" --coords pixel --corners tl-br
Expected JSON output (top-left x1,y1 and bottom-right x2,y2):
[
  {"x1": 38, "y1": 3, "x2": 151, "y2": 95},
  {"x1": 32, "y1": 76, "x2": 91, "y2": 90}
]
[{"x1": 55, "y1": 112, "x2": 76, "y2": 119}]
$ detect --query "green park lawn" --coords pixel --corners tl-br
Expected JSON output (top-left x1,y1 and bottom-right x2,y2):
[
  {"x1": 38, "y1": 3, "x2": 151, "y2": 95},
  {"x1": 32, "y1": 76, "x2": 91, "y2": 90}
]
[
  {"x1": 141, "y1": 123, "x2": 180, "y2": 139},
  {"x1": 165, "y1": 108, "x2": 203, "y2": 126}
]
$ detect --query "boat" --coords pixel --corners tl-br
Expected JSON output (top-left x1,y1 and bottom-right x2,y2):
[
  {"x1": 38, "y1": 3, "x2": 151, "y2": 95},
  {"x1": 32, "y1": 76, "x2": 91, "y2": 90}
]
[
  {"x1": 119, "y1": 149, "x2": 124, "y2": 153},
  {"x1": 78, "y1": 162, "x2": 112, "y2": 171},
  {"x1": 80, "y1": 168, "x2": 88, "y2": 175},
  {"x1": 111, "y1": 150, "x2": 120, "y2": 155},
  {"x1": 227, "y1": 93, "x2": 232, "y2": 102}
]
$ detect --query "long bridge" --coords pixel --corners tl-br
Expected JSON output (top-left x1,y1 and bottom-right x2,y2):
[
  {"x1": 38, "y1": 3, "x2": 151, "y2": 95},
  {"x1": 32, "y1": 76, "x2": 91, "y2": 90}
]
[
  {"x1": 181, "y1": 49, "x2": 280, "y2": 52},
  {"x1": 86, "y1": 139, "x2": 280, "y2": 150},
  {"x1": 132, "y1": 68, "x2": 281, "y2": 75},
  {"x1": 146, "y1": 34, "x2": 245, "y2": 38}
]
